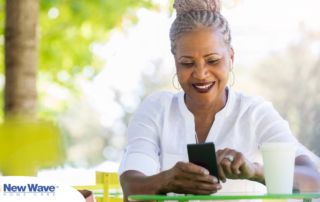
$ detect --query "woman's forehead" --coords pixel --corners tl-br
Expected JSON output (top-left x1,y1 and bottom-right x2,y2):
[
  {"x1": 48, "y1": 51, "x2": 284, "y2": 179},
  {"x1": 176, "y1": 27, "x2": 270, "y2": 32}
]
[{"x1": 176, "y1": 29, "x2": 226, "y2": 56}]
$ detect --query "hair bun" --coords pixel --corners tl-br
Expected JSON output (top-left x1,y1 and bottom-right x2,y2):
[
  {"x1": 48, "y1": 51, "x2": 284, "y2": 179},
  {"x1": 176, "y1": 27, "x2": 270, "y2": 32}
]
[{"x1": 173, "y1": 0, "x2": 222, "y2": 16}]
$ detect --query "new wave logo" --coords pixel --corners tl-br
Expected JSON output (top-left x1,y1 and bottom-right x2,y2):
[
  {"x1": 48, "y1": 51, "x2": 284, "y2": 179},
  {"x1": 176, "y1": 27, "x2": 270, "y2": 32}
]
[
  {"x1": 0, "y1": 176, "x2": 85, "y2": 202},
  {"x1": 2, "y1": 183, "x2": 59, "y2": 196}
]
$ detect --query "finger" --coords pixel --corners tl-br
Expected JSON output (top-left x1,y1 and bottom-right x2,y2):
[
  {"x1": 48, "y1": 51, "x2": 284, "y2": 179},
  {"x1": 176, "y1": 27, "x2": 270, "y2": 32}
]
[
  {"x1": 216, "y1": 148, "x2": 230, "y2": 163},
  {"x1": 184, "y1": 187, "x2": 220, "y2": 195},
  {"x1": 180, "y1": 171, "x2": 219, "y2": 184},
  {"x1": 221, "y1": 150, "x2": 237, "y2": 176},
  {"x1": 173, "y1": 180, "x2": 222, "y2": 192},
  {"x1": 216, "y1": 149, "x2": 223, "y2": 157},
  {"x1": 217, "y1": 149, "x2": 230, "y2": 182},
  {"x1": 178, "y1": 162, "x2": 209, "y2": 176},
  {"x1": 230, "y1": 152, "x2": 243, "y2": 175}
]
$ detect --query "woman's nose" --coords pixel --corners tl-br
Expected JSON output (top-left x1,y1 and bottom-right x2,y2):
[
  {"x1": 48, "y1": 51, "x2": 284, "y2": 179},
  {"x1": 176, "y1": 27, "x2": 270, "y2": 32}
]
[{"x1": 193, "y1": 62, "x2": 208, "y2": 80}]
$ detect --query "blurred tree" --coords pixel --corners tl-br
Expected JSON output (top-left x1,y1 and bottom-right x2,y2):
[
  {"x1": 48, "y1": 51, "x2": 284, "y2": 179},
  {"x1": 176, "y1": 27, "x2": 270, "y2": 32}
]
[
  {"x1": 254, "y1": 23, "x2": 320, "y2": 155},
  {"x1": 4, "y1": 0, "x2": 39, "y2": 119}
]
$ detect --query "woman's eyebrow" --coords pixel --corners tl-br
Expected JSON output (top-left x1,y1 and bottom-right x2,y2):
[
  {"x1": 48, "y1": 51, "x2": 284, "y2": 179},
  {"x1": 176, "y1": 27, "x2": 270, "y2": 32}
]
[
  {"x1": 204, "y1": 53, "x2": 220, "y2": 57},
  {"x1": 179, "y1": 53, "x2": 220, "y2": 60},
  {"x1": 179, "y1": 56, "x2": 193, "y2": 60}
]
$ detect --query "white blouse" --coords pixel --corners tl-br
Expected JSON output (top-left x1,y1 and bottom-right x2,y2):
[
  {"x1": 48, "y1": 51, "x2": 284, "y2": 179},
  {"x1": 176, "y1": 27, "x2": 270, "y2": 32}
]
[{"x1": 118, "y1": 88, "x2": 320, "y2": 194}]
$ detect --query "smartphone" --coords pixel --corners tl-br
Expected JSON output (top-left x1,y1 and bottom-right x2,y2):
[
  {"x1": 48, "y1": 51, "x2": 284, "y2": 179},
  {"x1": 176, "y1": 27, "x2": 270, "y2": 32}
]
[{"x1": 187, "y1": 142, "x2": 220, "y2": 183}]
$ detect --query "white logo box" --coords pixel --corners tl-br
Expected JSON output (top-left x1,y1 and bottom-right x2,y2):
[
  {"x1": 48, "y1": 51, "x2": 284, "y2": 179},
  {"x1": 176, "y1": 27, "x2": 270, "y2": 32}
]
[{"x1": 0, "y1": 176, "x2": 85, "y2": 202}]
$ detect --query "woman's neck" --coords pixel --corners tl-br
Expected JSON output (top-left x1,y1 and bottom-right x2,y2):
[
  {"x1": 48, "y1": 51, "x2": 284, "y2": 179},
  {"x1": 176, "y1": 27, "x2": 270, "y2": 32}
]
[{"x1": 185, "y1": 88, "x2": 228, "y2": 120}]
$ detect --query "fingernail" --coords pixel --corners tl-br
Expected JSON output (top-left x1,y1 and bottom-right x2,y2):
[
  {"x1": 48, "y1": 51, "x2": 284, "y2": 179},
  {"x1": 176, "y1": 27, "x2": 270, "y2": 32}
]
[
  {"x1": 222, "y1": 179, "x2": 226, "y2": 183},
  {"x1": 213, "y1": 178, "x2": 218, "y2": 183},
  {"x1": 204, "y1": 170, "x2": 209, "y2": 176},
  {"x1": 216, "y1": 185, "x2": 222, "y2": 190}
]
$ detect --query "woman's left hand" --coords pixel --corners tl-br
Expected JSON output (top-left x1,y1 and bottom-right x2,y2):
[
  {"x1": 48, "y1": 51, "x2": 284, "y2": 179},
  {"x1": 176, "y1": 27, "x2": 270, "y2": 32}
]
[{"x1": 216, "y1": 148, "x2": 263, "y2": 183}]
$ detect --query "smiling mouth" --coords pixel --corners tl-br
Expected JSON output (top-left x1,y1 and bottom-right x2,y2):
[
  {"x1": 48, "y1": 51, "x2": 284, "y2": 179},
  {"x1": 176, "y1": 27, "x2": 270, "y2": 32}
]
[{"x1": 192, "y1": 81, "x2": 215, "y2": 93}]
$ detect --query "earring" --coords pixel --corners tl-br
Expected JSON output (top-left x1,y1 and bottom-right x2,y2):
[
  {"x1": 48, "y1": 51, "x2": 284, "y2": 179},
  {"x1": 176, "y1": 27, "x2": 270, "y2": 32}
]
[
  {"x1": 172, "y1": 73, "x2": 181, "y2": 90},
  {"x1": 228, "y1": 71, "x2": 235, "y2": 87},
  {"x1": 228, "y1": 58, "x2": 235, "y2": 88}
]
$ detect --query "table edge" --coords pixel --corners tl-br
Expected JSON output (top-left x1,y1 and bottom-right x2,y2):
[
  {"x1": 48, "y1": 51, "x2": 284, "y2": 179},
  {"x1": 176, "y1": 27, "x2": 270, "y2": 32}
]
[{"x1": 128, "y1": 193, "x2": 320, "y2": 201}]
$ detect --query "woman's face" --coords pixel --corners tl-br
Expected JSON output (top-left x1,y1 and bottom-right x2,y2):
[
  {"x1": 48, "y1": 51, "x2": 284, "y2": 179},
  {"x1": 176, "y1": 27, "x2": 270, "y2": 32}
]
[{"x1": 174, "y1": 28, "x2": 234, "y2": 106}]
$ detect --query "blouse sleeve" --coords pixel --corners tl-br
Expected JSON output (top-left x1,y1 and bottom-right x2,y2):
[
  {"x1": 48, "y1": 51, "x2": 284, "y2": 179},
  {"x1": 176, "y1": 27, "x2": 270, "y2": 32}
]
[
  {"x1": 118, "y1": 92, "x2": 165, "y2": 177},
  {"x1": 249, "y1": 96, "x2": 310, "y2": 158}
]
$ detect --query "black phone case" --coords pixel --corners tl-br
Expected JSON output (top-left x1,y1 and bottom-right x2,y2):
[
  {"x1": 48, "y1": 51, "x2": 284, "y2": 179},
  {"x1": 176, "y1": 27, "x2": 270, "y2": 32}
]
[{"x1": 187, "y1": 142, "x2": 220, "y2": 183}]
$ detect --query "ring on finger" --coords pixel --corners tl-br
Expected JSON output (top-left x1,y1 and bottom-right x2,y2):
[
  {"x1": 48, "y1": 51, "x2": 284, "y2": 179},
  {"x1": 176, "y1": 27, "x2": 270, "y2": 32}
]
[{"x1": 224, "y1": 155, "x2": 234, "y2": 162}]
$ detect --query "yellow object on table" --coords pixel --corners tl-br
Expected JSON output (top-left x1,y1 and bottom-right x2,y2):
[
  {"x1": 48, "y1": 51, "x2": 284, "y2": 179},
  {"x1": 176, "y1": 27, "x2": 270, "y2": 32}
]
[
  {"x1": 72, "y1": 171, "x2": 122, "y2": 202},
  {"x1": 0, "y1": 120, "x2": 65, "y2": 176}
]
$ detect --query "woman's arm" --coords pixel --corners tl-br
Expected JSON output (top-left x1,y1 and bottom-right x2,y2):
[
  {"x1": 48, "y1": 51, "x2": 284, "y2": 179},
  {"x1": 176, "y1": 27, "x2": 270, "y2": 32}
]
[
  {"x1": 120, "y1": 170, "x2": 165, "y2": 202},
  {"x1": 293, "y1": 155, "x2": 320, "y2": 191},
  {"x1": 251, "y1": 155, "x2": 320, "y2": 191},
  {"x1": 120, "y1": 162, "x2": 221, "y2": 202},
  {"x1": 217, "y1": 149, "x2": 320, "y2": 191}
]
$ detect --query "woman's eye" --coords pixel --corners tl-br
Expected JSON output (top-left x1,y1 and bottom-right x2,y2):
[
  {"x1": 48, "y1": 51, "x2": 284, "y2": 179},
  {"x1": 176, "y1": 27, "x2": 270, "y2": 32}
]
[
  {"x1": 181, "y1": 63, "x2": 194, "y2": 66},
  {"x1": 208, "y1": 60, "x2": 219, "y2": 64}
]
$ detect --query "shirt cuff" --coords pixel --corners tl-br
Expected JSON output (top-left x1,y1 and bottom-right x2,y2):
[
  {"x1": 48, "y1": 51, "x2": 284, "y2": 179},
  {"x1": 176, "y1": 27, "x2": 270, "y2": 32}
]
[{"x1": 118, "y1": 153, "x2": 159, "y2": 177}]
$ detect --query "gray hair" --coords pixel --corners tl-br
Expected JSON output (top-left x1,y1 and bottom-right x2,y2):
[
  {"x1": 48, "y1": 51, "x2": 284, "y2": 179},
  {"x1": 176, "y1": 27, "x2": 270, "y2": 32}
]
[{"x1": 170, "y1": 0, "x2": 232, "y2": 54}]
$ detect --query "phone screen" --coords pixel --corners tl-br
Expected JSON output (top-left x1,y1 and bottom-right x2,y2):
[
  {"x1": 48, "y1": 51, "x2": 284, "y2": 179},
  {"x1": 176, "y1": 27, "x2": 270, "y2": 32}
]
[{"x1": 187, "y1": 142, "x2": 220, "y2": 183}]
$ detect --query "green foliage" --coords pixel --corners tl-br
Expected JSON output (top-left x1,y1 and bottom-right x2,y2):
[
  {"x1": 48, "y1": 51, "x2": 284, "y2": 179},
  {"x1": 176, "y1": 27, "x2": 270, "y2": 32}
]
[
  {"x1": 168, "y1": 0, "x2": 175, "y2": 14},
  {"x1": 39, "y1": 0, "x2": 155, "y2": 81},
  {"x1": 37, "y1": 0, "x2": 157, "y2": 120}
]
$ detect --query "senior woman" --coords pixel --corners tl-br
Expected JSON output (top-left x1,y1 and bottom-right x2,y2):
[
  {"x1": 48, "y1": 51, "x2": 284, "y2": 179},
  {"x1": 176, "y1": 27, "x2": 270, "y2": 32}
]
[{"x1": 118, "y1": 0, "x2": 320, "y2": 200}]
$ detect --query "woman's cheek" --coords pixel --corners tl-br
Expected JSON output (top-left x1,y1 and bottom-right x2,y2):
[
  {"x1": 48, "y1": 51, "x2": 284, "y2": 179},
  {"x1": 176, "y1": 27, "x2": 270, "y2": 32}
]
[
  {"x1": 214, "y1": 64, "x2": 230, "y2": 80},
  {"x1": 178, "y1": 75, "x2": 190, "y2": 90},
  {"x1": 177, "y1": 67, "x2": 192, "y2": 82}
]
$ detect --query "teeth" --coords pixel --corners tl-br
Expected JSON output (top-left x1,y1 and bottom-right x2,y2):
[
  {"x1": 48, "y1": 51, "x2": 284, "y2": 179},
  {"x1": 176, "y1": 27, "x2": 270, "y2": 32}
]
[{"x1": 195, "y1": 83, "x2": 212, "y2": 89}]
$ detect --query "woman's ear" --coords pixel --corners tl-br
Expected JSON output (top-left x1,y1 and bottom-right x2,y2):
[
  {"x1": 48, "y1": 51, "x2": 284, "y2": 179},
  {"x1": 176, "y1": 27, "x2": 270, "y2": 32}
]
[{"x1": 229, "y1": 46, "x2": 235, "y2": 71}]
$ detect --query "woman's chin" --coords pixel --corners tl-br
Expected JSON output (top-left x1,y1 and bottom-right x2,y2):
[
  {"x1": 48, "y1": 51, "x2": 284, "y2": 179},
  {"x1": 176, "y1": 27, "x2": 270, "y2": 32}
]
[
  {"x1": 197, "y1": 100, "x2": 217, "y2": 106},
  {"x1": 189, "y1": 96, "x2": 217, "y2": 106}
]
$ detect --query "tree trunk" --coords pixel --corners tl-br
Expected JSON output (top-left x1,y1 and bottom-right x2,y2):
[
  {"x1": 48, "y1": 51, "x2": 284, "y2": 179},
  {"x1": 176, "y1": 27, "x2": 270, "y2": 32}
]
[{"x1": 4, "y1": 0, "x2": 39, "y2": 119}]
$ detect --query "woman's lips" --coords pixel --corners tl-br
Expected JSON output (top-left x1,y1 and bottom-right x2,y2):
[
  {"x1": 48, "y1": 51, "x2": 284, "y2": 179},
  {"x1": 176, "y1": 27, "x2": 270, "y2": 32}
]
[{"x1": 192, "y1": 81, "x2": 215, "y2": 93}]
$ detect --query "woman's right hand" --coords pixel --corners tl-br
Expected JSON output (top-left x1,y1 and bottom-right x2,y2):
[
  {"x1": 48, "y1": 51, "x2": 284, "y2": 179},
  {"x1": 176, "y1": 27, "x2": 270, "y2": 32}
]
[{"x1": 158, "y1": 161, "x2": 222, "y2": 195}]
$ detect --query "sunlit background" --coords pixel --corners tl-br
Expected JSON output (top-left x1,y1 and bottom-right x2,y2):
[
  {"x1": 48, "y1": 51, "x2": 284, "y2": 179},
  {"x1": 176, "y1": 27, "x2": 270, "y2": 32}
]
[{"x1": 0, "y1": 0, "x2": 320, "y2": 186}]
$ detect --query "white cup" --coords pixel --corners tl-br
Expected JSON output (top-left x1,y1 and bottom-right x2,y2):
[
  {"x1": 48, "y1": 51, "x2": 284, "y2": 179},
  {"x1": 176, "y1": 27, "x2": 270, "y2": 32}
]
[{"x1": 261, "y1": 142, "x2": 296, "y2": 194}]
